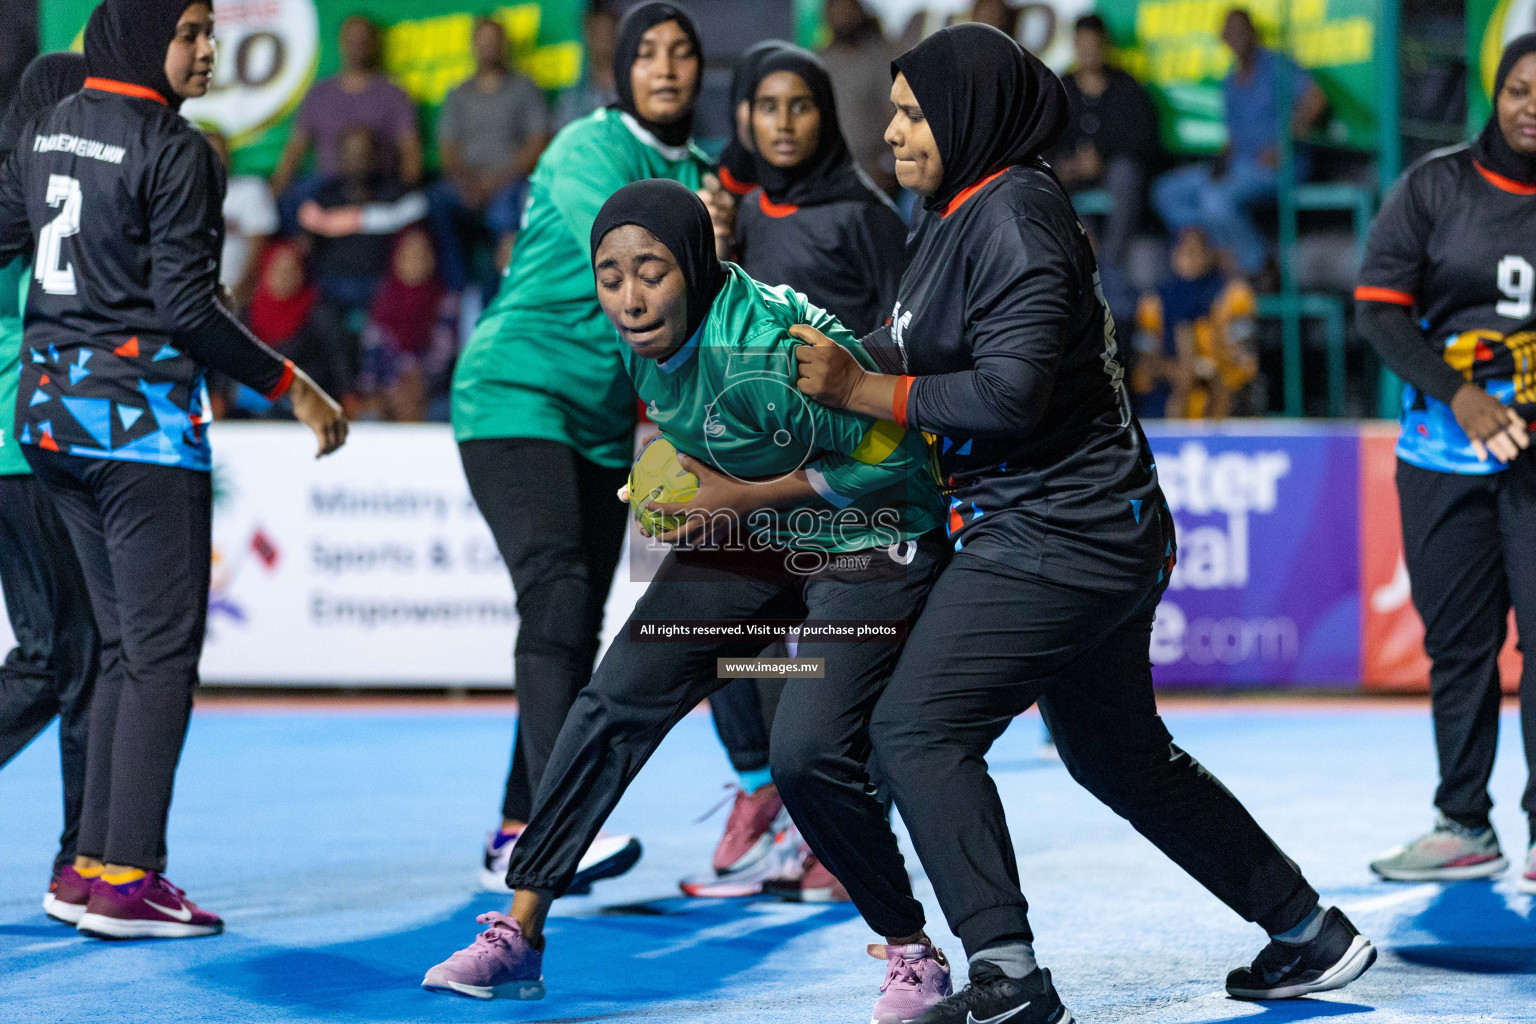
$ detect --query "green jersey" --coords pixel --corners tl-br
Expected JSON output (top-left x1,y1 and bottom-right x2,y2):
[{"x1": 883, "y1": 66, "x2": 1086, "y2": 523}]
[
  {"x1": 626, "y1": 263, "x2": 944, "y2": 553},
  {"x1": 452, "y1": 108, "x2": 712, "y2": 467},
  {"x1": 0, "y1": 259, "x2": 28, "y2": 477}
]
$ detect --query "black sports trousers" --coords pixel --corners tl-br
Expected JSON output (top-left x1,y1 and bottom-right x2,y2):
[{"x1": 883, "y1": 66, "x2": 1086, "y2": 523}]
[
  {"x1": 863, "y1": 551, "x2": 1319, "y2": 957},
  {"x1": 24, "y1": 448, "x2": 211, "y2": 872},
  {"x1": 1397, "y1": 458, "x2": 1536, "y2": 838},
  {"x1": 0, "y1": 474, "x2": 99, "y2": 871},
  {"x1": 709, "y1": 659, "x2": 785, "y2": 775},
  {"x1": 458, "y1": 438, "x2": 630, "y2": 824},
  {"x1": 505, "y1": 536, "x2": 947, "y2": 940}
]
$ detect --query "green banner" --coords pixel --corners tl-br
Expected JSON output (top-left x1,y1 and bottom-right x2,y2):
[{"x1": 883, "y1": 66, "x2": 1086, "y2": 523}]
[
  {"x1": 41, "y1": 0, "x2": 582, "y2": 176},
  {"x1": 1470, "y1": 0, "x2": 1522, "y2": 133},
  {"x1": 1093, "y1": 0, "x2": 1382, "y2": 154}
]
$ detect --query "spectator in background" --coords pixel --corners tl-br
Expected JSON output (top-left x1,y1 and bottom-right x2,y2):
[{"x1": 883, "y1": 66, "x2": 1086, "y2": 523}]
[
  {"x1": 1132, "y1": 226, "x2": 1258, "y2": 419},
  {"x1": 555, "y1": 2, "x2": 620, "y2": 129},
  {"x1": 299, "y1": 126, "x2": 429, "y2": 321},
  {"x1": 239, "y1": 241, "x2": 355, "y2": 411},
  {"x1": 204, "y1": 130, "x2": 277, "y2": 314},
  {"x1": 819, "y1": 0, "x2": 896, "y2": 195},
  {"x1": 431, "y1": 17, "x2": 550, "y2": 296},
  {"x1": 358, "y1": 227, "x2": 458, "y2": 422},
  {"x1": 969, "y1": 0, "x2": 1020, "y2": 41},
  {"x1": 1152, "y1": 8, "x2": 1328, "y2": 278},
  {"x1": 1049, "y1": 15, "x2": 1159, "y2": 269},
  {"x1": 271, "y1": 15, "x2": 422, "y2": 227}
]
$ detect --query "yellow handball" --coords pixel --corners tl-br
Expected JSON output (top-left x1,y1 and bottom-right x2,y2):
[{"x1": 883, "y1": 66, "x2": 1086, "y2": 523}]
[{"x1": 628, "y1": 435, "x2": 699, "y2": 535}]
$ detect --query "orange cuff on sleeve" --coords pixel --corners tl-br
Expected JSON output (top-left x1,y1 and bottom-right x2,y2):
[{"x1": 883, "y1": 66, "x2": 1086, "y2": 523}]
[
  {"x1": 718, "y1": 165, "x2": 754, "y2": 196},
  {"x1": 265, "y1": 359, "x2": 296, "y2": 401},
  {"x1": 1354, "y1": 286, "x2": 1414, "y2": 307},
  {"x1": 893, "y1": 375, "x2": 914, "y2": 429}
]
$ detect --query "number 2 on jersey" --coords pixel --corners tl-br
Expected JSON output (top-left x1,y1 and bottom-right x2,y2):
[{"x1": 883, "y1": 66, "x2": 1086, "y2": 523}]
[
  {"x1": 36, "y1": 174, "x2": 82, "y2": 297},
  {"x1": 1496, "y1": 255, "x2": 1534, "y2": 319}
]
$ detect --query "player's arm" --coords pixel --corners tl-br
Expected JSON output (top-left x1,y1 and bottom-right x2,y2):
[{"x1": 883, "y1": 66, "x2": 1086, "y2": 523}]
[
  {"x1": 795, "y1": 214, "x2": 1070, "y2": 439},
  {"x1": 1355, "y1": 165, "x2": 1527, "y2": 461},
  {"x1": 0, "y1": 150, "x2": 32, "y2": 265},
  {"x1": 148, "y1": 134, "x2": 346, "y2": 455}
]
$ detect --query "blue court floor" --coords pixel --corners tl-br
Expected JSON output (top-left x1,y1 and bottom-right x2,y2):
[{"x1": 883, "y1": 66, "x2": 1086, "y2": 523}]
[{"x1": 1, "y1": 702, "x2": 1533, "y2": 1024}]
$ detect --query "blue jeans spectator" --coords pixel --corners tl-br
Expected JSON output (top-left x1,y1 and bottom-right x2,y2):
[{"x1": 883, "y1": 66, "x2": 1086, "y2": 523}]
[
  {"x1": 427, "y1": 178, "x2": 528, "y2": 296},
  {"x1": 1152, "y1": 158, "x2": 1277, "y2": 276}
]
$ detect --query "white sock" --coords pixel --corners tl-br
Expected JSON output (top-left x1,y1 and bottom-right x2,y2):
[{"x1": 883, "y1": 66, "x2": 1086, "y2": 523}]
[
  {"x1": 1271, "y1": 905, "x2": 1325, "y2": 944},
  {"x1": 970, "y1": 941, "x2": 1037, "y2": 979}
]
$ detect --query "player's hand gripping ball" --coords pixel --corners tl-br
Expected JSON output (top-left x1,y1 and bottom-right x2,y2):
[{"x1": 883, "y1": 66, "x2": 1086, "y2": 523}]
[{"x1": 628, "y1": 435, "x2": 700, "y2": 535}]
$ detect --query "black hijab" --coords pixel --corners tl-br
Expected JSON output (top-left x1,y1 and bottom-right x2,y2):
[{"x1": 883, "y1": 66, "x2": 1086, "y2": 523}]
[
  {"x1": 613, "y1": 2, "x2": 703, "y2": 149},
  {"x1": 717, "y1": 40, "x2": 791, "y2": 193},
  {"x1": 0, "y1": 53, "x2": 88, "y2": 158},
  {"x1": 1473, "y1": 33, "x2": 1536, "y2": 186},
  {"x1": 747, "y1": 46, "x2": 871, "y2": 207},
  {"x1": 892, "y1": 23, "x2": 1069, "y2": 212},
  {"x1": 85, "y1": 0, "x2": 204, "y2": 110},
  {"x1": 591, "y1": 178, "x2": 726, "y2": 346}
]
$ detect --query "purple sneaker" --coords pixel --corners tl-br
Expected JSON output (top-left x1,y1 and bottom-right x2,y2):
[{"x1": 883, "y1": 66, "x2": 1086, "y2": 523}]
[
  {"x1": 869, "y1": 942, "x2": 952, "y2": 1024},
  {"x1": 422, "y1": 912, "x2": 545, "y2": 1001},
  {"x1": 43, "y1": 866, "x2": 96, "y2": 925},
  {"x1": 76, "y1": 872, "x2": 223, "y2": 939}
]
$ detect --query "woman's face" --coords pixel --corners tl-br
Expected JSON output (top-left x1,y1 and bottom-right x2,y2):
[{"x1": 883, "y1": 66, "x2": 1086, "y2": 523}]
[
  {"x1": 631, "y1": 20, "x2": 700, "y2": 125},
  {"x1": 165, "y1": 3, "x2": 216, "y2": 100},
  {"x1": 886, "y1": 73, "x2": 943, "y2": 195},
  {"x1": 395, "y1": 232, "x2": 437, "y2": 287},
  {"x1": 594, "y1": 225, "x2": 689, "y2": 360},
  {"x1": 265, "y1": 248, "x2": 305, "y2": 301},
  {"x1": 753, "y1": 71, "x2": 821, "y2": 169},
  {"x1": 1498, "y1": 52, "x2": 1536, "y2": 157}
]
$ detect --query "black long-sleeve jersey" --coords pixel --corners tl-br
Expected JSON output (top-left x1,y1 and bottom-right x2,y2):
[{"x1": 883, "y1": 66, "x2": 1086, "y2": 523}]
[
  {"x1": 1355, "y1": 143, "x2": 1536, "y2": 475},
  {"x1": 865, "y1": 163, "x2": 1169, "y2": 586},
  {"x1": 735, "y1": 185, "x2": 907, "y2": 336},
  {"x1": 0, "y1": 79, "x2": 292, "y2": 470}
]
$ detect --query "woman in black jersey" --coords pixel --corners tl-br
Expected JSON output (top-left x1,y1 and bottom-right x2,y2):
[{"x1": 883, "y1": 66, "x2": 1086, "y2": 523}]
[
  {"x1": 691, "y1": 44, "x2": 911, "y2": 897},
  {"x1": 792, "y1": 25, "x2": 1375, "y2": 1023},
  {"x1": 1357, "y1": 35, "x2": 1536, "y2": 891},
  {"x1": 0, "y1": 0, "x2": 347, "y2": 939}
]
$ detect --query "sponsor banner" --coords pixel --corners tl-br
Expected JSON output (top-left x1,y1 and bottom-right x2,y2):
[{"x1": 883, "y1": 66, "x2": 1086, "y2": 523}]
[
  {"x1": 40, "y1": 0, "x2": 581, "y2": 177},
  {"x1": 1144, "y1": 422, "x2": 1362, "y2": 686},
  {"x1": 1358, "y1": 424, "x2": 1521, "y2": 691},
  {"x1": 1470, "y1": 0, "x2": 1532, "y2": 133},
  {"x1": 0, "y1": 421, "x2": 1518, "y2": 688},
  {"x1": 1095, "y1": 0, "x2": 1382, "y2": 154}
]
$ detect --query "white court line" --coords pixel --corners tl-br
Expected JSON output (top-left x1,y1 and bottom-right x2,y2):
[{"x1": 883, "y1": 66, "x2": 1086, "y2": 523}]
[
  {"x1": 1340, "y1": 884, "x2": 1441, "y2": 914},
  {"x1": 634, "y1": 905, "x2": 828, "y2": 960},
  {"x1": 12, "y1": 938, "x2": 82, "y2": 954}
]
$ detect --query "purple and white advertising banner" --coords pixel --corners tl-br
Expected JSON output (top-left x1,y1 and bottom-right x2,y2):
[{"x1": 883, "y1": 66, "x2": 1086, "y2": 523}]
[{"x1": 1143, "y1": 423, "x2": 1362, "y2": 687}]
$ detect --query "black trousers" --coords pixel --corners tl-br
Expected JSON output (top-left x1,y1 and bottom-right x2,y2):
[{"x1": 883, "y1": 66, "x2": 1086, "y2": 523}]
[
  {"x1": 458, "y1": 438, "x2": 630, "y2": 824},
  {"x1": 25, "y1": 449, "x2": 211, "y2": 872},
  {"x1": 0, "y1": 474, "x2": 99, "y2": 871},
  {"x1": 709, "y1": 656, "x2": 786, "y2": 775},
  {"x1": 1397, "y1": 458, "x2": 1536, "y2": 836},
  {"x1": 865, "y1": 553, "x2": 1319, "y2": 957},
  {"x1": 506, "y1": 536, "x2": 947, "y2": 940}
]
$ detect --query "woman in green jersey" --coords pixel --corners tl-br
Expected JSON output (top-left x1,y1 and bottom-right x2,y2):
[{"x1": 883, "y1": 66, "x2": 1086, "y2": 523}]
[
  {"x1": 423, "y1": 179, "x2": 954, "y2": 1023},
  {"x1": 452, "y1": 2, "x2": 719, "y2": 892}
]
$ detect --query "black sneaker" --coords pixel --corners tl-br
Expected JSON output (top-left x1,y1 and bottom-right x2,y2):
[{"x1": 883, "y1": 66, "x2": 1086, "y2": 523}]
[
  {"x1": 1226, "y1": 907, "x2": 1377, "y2": 1000},
  {"x1": 915, "y1": 963, "x2": 1072, "y2": 1024}
]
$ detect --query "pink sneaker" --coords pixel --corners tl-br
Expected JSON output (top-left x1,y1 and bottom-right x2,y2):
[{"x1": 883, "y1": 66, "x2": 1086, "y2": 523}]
[
  {"x1": 76, "y1": 872, "x2": 223, "y2": 939},
  {"x1": 422, "y1": 912, "x2": 545, "y2": 1000},
  {"x1": 43, "y1": 866, "x2": 95, "y2": 925},
  {"x1": 1520, "y1": 846, "x2": 1536, "y2": 895},
  {"x1": 713, "y1": 784, "x2": 784, "y2": 873},
  {"x1": 868, "y1": 942, "x2": 952, "y2": 1024}
]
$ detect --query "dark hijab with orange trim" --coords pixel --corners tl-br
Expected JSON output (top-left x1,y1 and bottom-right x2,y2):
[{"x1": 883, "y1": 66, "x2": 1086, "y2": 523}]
[
  {"x1": 1473, "y1": 33, "x2": 1536, "y2": 187},
  {"x1": 718, "y1": 40, "x2": 790, "y2": 195},
  {"x1": 891, "y1": 23, "x2": 1069, "y2": 213},
  {"x1": 748, "y1": 45, "x2": 872, "y2": 208},
  {"x1": 84, "y1": 0, "x2": 205, "y2": 111}
]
